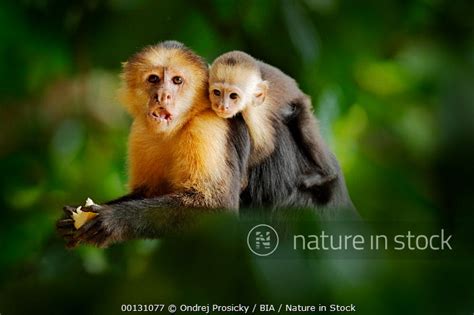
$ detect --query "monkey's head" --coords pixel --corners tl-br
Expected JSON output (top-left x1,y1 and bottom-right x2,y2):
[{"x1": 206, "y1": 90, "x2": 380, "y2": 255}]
[
  {"x1": 209, "y1": 51, "x2": 268, "y2": 118},
  {"x1": 120, "y1": 41, "x2": 208, "y2": 134}
]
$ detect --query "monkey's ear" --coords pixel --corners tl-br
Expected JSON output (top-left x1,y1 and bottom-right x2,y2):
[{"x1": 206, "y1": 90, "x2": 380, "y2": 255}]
[{"x1": 253, "y1": 80, "x2": 269, "y2": 106}]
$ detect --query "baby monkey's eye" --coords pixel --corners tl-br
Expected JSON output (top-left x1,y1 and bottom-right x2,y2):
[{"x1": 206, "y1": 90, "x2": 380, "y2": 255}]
[
  {"x1": 148, "y1": 74, "x2": 160, "y2": 83},
  {"x1": 172, "y1": 76, "x2": 183, "y2": 85},
  {"x1": 213, "y1": 89, "x2": 221, "y2": 96},
  {"x1": 229, "y1": 93, "x2": 239, "y2": 100}
]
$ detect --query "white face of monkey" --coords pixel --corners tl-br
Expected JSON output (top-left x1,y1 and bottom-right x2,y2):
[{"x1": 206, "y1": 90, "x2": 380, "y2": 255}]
[
  {"x1": 209, "y1": 73, "x2": 268, "y2": 118},
  {"x1": 209, "y1": 82, "x2": 247, "y2": 118},
  {"x1": 141, "y1": 66, "x2": 192, "y2": 133},
  {"x1": 120, "y1": 46, "x2": 207, "y2": 135}
]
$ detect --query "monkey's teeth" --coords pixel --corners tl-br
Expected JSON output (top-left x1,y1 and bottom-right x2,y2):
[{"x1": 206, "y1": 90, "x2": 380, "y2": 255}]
[{"x1": 150, "y1": 110, "x2": 172, "y2": 124}]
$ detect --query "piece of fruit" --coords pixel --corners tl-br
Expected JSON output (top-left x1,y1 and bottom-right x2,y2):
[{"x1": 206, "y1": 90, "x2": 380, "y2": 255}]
[
  {"x1": 72, "y1": 198, "x2": 99, "y2": 229},
  {"x1": 84, "y1": 197, "x2": 95, "y2": 207}
]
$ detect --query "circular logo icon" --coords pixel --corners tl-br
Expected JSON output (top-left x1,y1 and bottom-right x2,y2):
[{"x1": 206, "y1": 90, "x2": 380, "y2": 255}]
[
  {"x1": 168, "y1": 304, "x2": 176, "y2": 313},
  {"x1": 247, "y1": 224, "x2": 279, "y2": 256}
]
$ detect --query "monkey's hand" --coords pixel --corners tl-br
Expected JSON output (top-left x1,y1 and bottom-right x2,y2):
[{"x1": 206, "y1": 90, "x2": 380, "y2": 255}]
[
  {"x1": 300, "y1": 172, "x2": 338, "y2": 189},
  {"x1": 69, "y1": 204, "x2": 123, "y2": 248},
  {"x1": 56, "y1": 205, "x2": 81, "y2": 249},
  {"x1": 57, "y1": 204, "x2": 124, "y2": 248}
]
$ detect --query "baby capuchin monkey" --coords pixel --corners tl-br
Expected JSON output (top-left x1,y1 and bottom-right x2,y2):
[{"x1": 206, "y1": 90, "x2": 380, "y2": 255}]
[
  {"x1": 56, "y1": 41, "x2": 251, "y2": 247},
  {"x1": 209, "y1": 51, "x2": 356, "y2": 214}
]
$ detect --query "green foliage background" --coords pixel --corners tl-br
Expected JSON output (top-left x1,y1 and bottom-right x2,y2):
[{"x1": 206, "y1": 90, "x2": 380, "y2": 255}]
[{"x1": 0, "y1": 0, "x2": 473, "y2": 314}]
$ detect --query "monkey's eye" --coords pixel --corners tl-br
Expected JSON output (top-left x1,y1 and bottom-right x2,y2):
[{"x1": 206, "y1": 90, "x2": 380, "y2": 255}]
[
  {"x1": 229, "y1": 93, "x2": 239, "y2": 100},
  {"x1": 147, "y1": 74, "x2": 160, "y2": 83},
  {"x1": 172, "y1": 76, "x2": 183, "y2": 85},
  {"x1": 213, "y1": 89, "x2": 221, "y2": 96}
]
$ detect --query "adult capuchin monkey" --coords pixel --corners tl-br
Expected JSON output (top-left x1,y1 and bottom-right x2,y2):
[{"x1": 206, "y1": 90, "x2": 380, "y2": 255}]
[
  {"x1": 209, "y1": 51, "x2": 357, "y2": 217},
  {"x1": 56, "y1": 41, "x2": 251, "y2": 248}
]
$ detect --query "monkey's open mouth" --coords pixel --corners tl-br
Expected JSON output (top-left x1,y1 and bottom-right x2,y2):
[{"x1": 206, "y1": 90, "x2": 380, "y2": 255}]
[{"x1": 149, "y1": 109, "x2": 173, "y2": 124}]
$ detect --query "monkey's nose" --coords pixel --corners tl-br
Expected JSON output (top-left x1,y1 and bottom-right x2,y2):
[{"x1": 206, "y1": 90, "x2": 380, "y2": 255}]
[
  {"x1": 219, "y1": 103, "x2": 229, "y2": 110},
  {"x1": 160, "y1": 93, "x2": 172, "y2": 104}
]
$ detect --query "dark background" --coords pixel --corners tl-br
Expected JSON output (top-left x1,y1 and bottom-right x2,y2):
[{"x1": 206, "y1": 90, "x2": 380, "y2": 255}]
[{"x1": 0, "y1": 0, "x2": 473, "y2": 314}]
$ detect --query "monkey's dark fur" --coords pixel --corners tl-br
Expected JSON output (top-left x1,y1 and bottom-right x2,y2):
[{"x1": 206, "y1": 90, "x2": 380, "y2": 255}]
[{"x1": 241, "y1": 97, "x2": 357, "y2": 219}]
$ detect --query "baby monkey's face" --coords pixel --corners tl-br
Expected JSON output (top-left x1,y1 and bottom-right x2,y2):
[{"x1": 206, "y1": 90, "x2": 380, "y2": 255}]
[
  {"x1": 209, "y1": 82, "x2": 247, "y2": 118},
  {"x1": 209, "y1": 67, "x2": 268, "y2": 119}
]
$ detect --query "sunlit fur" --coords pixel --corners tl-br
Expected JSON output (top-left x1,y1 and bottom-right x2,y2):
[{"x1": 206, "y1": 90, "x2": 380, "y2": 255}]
[{"x1": 119, "y1": 41, "x2": 233, "y2": 205}]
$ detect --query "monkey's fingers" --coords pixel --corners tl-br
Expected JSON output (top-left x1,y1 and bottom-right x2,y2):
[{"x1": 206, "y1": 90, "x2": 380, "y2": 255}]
[
  {"x1": 56, "y1": 219, "x2": 79, "y2": 248},
  {"x1": 56, "y1": 219, "x2": 76, "y2": 238},
  {"x1": 84, "y1": 227, "x2": 107, "y2": 243},
  {"x1": 60, "y1": 234, "x2": 76, "y2": 243},
  {"x1": 80, "y1": 204, "x2": 102, "y2": 213},
  {"x1": 57, "y1": 226, "x2": 75, "y2": 238},
  {"x1": 322, "y1": 173, "x2": 338, "y2": 185},
  {"x1": 56, "y1": 218, "x2": 74, "y2": 228},
  {"x1": 73, "y1": 218, "x2": 102, "y2": 240},
  {"x1": 62, "y1": 205, "x2": 77, "y2": 216},
  {"x1": 87, "y1": 228, "x2": 110, "y2": 247},
  {"x1": 301, "y1": 173, "x2": 338, "y2": 188},
  {"x1": 66, "y1": 239, "x2": 79, "y2": 249}
]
